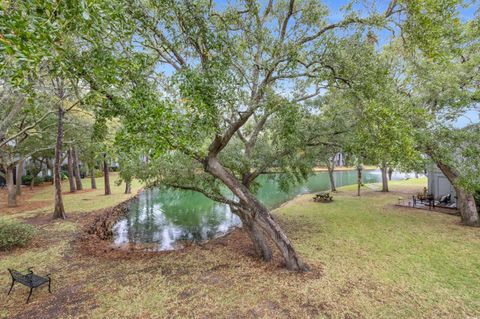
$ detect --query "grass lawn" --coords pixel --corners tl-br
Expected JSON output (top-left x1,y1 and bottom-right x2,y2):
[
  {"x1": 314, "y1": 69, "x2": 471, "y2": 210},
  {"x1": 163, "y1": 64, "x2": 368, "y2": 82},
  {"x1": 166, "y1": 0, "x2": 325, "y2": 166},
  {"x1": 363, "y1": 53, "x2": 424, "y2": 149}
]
[{"x1": 0, "y1": 177, "x2": 479, "y2": 318}]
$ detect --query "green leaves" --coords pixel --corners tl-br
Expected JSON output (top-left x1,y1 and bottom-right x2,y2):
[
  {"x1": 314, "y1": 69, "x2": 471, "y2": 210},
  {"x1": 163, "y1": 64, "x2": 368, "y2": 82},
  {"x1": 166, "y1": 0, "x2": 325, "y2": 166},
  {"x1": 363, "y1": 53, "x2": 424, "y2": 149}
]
[{"x1": 399, "y1": 0, "x2": 465, "y2": 61}]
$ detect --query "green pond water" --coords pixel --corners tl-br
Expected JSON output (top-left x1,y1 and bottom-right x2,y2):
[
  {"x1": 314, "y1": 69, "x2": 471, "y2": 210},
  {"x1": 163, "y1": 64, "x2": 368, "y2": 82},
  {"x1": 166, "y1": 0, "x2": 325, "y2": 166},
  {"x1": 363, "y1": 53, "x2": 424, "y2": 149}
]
[{"x1": 113, "y1": 170, "x2": 406, "y2": 250}]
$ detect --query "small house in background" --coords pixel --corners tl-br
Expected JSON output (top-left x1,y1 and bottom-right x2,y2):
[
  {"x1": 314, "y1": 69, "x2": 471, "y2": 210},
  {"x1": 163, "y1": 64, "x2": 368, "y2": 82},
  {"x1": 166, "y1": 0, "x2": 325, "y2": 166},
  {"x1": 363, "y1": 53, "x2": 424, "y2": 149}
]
[
  {"x1": 333, "y1": 152, "x2": 345, "y2": 167},
  {"x1": 428, "y1": 165, "x2": 457, "y2": 207}
]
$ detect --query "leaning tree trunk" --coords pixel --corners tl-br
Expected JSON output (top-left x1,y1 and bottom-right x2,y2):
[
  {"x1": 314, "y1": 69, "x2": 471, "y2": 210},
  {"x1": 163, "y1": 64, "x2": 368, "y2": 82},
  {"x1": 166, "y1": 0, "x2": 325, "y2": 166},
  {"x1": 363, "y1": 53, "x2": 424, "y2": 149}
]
[
  {"x1": 435, "y1": 160, "x2": 479, "y2": 227},
  {"x1": 456, "y1": 191, "x2": 479, "y2": 226},
  {"x1": 67, "y1": 147, "x2": 76, "y2": 193},
  {"x1": 72, "y1": 146, "x2": 83, "y2": 191},
  {"x1": 232, "y1": 206, "x2": 272, "y2": 261},
  {"x1": 53, "y1": 107, "x2": 66, "y2": 219},
  {"x1": 206, "y1": 156, "x2": 308, "y2": 271},
  {"x1": 90, "y1": 166, "x2": 97, "y2": 189},
  {"x1": 16, "y1": 159, "x2": 23, "y2": 196},
  {"x1": 6, "y1": 165, "x2": 17, "y2": 207},
  {"x1": 326, "y1": 158, "x2": 336, "y2": 192},
  {"x1": 380, "y1": 163, "x2": 389, "y2": 192},
  {"x1": 103, "y1": 155, "x2": 111, "y2": 195},
  {"x1": 124, "y1": 180, "x2": 131, "y2": 194},
  {"x1": 357, "y1": 166, "x2": 362, "y2": 197}
]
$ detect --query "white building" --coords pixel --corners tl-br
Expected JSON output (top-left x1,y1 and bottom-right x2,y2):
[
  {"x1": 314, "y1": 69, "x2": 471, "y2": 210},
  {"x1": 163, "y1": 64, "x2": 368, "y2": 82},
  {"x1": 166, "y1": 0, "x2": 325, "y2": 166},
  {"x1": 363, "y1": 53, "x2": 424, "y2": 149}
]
[
  {"x1": 332, "y1": 152, "x2": 345, "y2": 167},
  {"x1": 427, "y1": 165, "x2": 457, "y2": 207}
]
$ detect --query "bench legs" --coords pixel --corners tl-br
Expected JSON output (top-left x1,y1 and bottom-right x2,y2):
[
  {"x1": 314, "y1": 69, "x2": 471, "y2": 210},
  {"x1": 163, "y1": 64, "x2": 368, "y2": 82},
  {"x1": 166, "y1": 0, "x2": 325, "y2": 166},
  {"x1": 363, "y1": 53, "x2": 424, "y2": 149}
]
[
  {"x1": 48, "y1": 278, "x2": 52, "y2": 293},
  {"x1": 26, "y1": 287, "x2": 33, "y2": 304},
  {"x1": 7, "y1": 279, "x2": 15, "y2": 295}
]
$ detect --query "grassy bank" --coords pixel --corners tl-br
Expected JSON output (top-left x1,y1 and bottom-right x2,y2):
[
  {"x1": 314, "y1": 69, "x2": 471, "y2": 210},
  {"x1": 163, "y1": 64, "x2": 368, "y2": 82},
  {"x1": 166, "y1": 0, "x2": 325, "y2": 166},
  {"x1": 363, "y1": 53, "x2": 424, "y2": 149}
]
[{"x1": 1, "y1": 177, "x2": 479, "y2": 318}]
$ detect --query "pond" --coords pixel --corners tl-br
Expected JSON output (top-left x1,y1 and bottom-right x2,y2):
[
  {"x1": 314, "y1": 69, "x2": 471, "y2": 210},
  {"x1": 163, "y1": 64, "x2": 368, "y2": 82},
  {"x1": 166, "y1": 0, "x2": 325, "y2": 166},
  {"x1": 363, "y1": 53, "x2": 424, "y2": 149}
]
[{"x1": 113, "y1": 169, "x2": 408, "y2": 250}]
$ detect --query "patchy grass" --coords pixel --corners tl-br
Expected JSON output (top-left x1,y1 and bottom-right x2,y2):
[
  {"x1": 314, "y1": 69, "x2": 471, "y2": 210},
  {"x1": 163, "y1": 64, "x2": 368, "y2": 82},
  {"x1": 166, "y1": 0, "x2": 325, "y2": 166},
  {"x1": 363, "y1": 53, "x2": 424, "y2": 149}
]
[
  {"x1": 0, "y1": 173, "x2": 142, "y2": 220},
  {"x1": 0, "y1": 177, "x2": 479, "y2": 318},
  {"x1": 29, "y1": 174, "x2": 143, "y2": 214}
]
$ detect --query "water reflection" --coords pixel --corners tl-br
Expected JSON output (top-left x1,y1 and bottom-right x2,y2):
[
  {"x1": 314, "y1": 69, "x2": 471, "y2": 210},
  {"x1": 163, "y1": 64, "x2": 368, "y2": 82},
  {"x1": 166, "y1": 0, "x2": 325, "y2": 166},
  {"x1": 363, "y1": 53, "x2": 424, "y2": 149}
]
[
  {"x1": 113, "y1": 188, "x2": 241, "y2": 250},
  {"x1": 113, "y1": 170, "x2": 407, "y2": 250}
]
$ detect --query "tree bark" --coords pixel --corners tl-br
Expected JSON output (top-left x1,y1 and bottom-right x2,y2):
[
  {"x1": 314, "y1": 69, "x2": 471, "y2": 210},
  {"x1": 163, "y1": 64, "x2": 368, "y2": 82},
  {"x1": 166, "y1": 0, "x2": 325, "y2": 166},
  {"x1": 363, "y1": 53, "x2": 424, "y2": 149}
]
[
  {"x1": 435, "y1": 159, "x2": 479, "y2": 227},
  {"x1": 103, "y1": 155, "x2": 111, "y2": 195},
  {"x1": 205, "y1": 156, "x2": 308, "y2": 271},
  {"x1": 233, "y1": 207, "x2": 272, "y2": 261},
  {"x1": 16, "y1": 159, "x2": 23, "y2": 196},
  {"x1": 6, "y1": 165, "x2": 17, "y2": 207},
  {"x1": 456, "y1": 191, "x2": 479, "y2": 226},
  {"x1": 388, "y1": 167, "x2": 393, "y2": 181},
  {"x1": 124, "y1": 180, "x2": 131, "y2": 194},
  {"x1": 53, "y1": 107, "x2": 66, "y2": 219},
  {"x1": 67, "y1": 147, "x2": 76, "y2": 193},
  {"x1": 90, "y1": 166, "x2": 97, "y2": 189},
  {"x1": 326, "y1": 158, "x2": 336, "y2": 192},
  {"x1": 46, "y1": 158, "x2": 54, "y2": 184},
  {"x1": 357, "y1": 166, "x2": 362, "y2": 196},
  {"x1": 380, "y1": 163, "x2": 389, "y2": 192},
  {"x1": 72, "y1": 146, "x2": 83, "y2": 190}
]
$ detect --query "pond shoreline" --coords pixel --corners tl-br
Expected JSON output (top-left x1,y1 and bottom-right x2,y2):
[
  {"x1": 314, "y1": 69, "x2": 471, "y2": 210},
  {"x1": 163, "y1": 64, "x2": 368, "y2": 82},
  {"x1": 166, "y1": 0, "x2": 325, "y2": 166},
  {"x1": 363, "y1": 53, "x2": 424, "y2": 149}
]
[
  {"x1": 87, "y1": 169, "x2": 392, "y2": 254},
  {"x1": 261, "y1": 166, "x2": 379, "y2": 174},
  {"x1": 105, "y1": 169, "x2": 408, "y2": 252}
]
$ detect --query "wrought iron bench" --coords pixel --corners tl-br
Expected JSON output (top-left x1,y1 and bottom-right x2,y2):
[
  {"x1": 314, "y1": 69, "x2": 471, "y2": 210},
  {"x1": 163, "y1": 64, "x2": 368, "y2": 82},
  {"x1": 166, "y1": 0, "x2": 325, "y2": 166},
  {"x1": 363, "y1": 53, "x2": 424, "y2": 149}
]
[{"x1": 7, "y1": 268, "x2": 52, "y2": 303}]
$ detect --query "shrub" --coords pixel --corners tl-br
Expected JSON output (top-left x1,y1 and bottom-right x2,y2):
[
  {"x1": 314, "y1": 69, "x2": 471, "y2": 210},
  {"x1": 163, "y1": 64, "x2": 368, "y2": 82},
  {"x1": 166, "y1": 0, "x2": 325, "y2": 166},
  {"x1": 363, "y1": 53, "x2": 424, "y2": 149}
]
[
  {"x1": 21, "y1": 175, "x2": 43, "y2": 186},
  {"x1": 0, "y1": 219, "x2": 36, "y2": 251},
  {"x1": 43, "y1": 175, "x2": 53, "y2": 183}
]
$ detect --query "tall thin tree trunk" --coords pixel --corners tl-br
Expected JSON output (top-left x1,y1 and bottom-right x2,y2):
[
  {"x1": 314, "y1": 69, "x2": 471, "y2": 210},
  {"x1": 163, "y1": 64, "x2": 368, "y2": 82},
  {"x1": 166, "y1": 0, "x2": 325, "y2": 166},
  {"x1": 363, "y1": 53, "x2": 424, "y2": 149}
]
[
  {"x1": 16, "y1": 159, "x2": 23, "y2": 196},
  {"x1": 67, "y1": 147, "x2": 76, "y2": 193},
  {"x1": 103, "y1": 155, "x2": 111, "y2": 195},
  {"x1": 6, "y1": 165, "x2": 17, "y2": 207},
  {"x1": 326, "y1": 158, "x2": 336, "y2": 192},
  {"x1": 90, "y1": 166, "x2": 97, "y2": 189},
  {"x1": 124, "y1": 180, "x2": 131, "y2": 194},
  {"x1": 388, "y1": 167, "x2": 393, "y2": 181},
  {"x1": 72, "y1": 146, "x2": 83, "y2": 190},
  {"x1": 46, "y1": 158, "x2": 54, "y2": 184},
  {"x1": 206, "y1": 156, "x2": 308, "y2": 271},
  {"x1": 53, "y1": 106, "x2": 66, "y2": 219},
  {"x1": 357, "y1": 166, "x2": 362, "y2": 196},
  {"x1": 381, "y1": 163, "x2": 389, "y2": 192}
]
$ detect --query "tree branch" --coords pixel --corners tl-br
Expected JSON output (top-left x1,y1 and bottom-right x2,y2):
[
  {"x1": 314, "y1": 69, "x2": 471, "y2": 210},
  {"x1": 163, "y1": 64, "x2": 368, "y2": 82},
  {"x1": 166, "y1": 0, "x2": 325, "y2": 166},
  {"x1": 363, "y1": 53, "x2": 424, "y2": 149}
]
[
  {"x1": 0, "y1": 110, "x2": 56, "y2": 148},
  {"x1": 164, "y1": 182, "x2": 240, "y2": 208}
]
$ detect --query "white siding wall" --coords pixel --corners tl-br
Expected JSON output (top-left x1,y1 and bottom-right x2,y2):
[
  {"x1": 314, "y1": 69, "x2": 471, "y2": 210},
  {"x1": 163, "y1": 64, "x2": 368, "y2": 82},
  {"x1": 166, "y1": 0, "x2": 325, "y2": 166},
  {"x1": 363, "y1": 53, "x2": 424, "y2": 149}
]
[{"x1": 428, "y1": 166, "x2": 457, "y2": 203}]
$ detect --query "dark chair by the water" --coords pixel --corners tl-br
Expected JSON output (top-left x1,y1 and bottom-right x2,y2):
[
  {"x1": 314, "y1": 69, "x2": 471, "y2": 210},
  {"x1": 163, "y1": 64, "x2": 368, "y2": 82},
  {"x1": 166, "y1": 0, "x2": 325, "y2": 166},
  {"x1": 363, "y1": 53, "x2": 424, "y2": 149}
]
[
  {"x1": 439, "y1": 194, "x2": 451, "y2": 205},
  {"x1": 7, "y1": 268, "x2": 52, "y2": 303}
]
